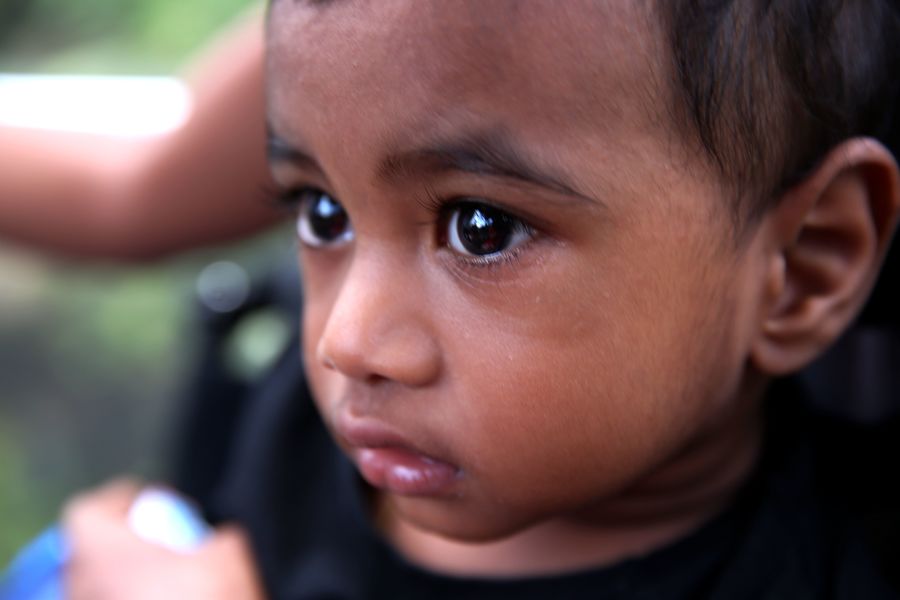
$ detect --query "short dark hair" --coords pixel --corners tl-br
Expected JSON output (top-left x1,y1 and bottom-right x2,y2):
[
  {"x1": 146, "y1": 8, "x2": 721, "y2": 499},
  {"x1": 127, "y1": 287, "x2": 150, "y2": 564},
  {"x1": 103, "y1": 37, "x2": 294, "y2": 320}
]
[{"x1": 659, "y1": 0, "x2": 900, "y2": 226}]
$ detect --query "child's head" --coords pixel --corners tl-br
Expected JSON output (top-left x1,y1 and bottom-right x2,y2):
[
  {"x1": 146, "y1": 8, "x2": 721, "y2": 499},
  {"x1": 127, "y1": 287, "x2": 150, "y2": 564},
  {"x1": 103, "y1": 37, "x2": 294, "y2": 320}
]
[{"x1": 264, "y1": 0, "x2": 900, "y2": 547}]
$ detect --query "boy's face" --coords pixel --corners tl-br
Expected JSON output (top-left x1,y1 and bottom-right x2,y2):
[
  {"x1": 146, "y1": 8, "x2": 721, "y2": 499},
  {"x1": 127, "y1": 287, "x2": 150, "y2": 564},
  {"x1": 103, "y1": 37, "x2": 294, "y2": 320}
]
[{"x1": 268, "y1": 0, "x2": 766, "y2": 541}]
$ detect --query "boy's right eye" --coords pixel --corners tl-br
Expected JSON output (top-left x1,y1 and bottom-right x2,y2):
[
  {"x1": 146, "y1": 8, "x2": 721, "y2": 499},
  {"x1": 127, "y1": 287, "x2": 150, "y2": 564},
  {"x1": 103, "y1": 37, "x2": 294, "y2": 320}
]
[{"x1": 291, "y1": 188, "x2": 354, "y2": 248}]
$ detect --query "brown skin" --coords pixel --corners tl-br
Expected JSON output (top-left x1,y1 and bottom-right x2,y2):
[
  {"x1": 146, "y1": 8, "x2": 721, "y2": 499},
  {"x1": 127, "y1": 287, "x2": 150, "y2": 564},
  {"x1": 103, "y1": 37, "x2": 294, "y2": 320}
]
[
  {"x1": 270, "y1": 0, "x2": 900, "y2": 576},
  {"x1": 0, "y1": 10, "x2": 277, "y2": 260},
  {"x1": 61, "y1": 0, "x2": 900, "y2": 593},
  {"x1": 276, "y1": 0, "x2": 760, "y2": 560}
]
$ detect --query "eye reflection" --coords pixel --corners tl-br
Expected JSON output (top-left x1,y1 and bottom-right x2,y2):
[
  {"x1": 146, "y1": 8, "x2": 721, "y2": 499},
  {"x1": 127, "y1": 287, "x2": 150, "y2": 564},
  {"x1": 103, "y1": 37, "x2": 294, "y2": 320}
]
[{"x1": 296, "y1": 189, "x2": 353, "y2": 248}]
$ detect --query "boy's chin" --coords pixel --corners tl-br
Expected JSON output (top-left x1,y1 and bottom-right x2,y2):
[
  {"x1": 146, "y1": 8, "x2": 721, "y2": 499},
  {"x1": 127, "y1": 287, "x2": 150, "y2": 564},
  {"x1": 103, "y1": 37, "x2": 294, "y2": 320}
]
[{"x1": 385, "y1": 493, "x2": 540, "y2": 544}]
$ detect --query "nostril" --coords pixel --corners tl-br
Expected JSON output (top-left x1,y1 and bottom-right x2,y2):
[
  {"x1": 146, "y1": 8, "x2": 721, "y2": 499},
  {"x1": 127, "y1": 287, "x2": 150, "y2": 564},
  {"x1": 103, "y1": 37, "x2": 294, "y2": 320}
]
[
  {"x1": 364, "y1": 373, "x2": 388, "y2": 386},
  {"x1": 316, "y1": 333, "x2": 372, "y2": 380},
  {"x1": 315, "y1": 338, "x2": 338, "y2": 371}
]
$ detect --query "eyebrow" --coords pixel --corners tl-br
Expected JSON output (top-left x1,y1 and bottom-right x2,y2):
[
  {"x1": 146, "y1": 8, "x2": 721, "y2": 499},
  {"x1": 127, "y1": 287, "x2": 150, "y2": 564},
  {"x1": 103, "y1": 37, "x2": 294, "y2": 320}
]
[
  {"x1": 267, "y1": 133, "x2": 320, "y2": 171},
  {"x1": 267, "y1": 127, "x2": 598, "y2": 205},
  {"x1": 378, "y1": 131, "x2": 596, "y2": 204}
]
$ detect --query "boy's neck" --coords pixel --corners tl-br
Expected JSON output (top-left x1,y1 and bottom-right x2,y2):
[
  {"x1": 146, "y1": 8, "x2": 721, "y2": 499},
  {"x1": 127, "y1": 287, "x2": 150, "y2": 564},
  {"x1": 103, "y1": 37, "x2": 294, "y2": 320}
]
[{"x1": 376, "y1": 385, "x2": 765, "y2": 579}]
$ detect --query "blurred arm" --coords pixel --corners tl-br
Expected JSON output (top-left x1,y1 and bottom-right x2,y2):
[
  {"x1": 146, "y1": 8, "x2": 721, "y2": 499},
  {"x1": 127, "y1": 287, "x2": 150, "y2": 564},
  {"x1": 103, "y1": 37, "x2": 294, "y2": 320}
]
[
  {"x1": 0, "y1": 11, "x2": 279, "y2": 261},
  {"x1": 63, "y1": 480, "x2": 265, "y2": 600}
]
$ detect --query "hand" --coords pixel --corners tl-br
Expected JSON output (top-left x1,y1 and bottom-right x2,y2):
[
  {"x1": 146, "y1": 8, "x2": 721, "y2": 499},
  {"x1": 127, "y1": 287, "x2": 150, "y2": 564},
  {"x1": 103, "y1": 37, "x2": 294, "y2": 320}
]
[{"x1": 63, "y1": 479, "x2": 265, "y2": 600}]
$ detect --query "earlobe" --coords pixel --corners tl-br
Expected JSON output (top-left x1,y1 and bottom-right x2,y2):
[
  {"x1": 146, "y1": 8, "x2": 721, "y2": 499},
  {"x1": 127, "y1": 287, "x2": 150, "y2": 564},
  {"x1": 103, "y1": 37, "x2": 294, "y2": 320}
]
[{"x1": 752, "y1": 138, "x2": 900, "y2": 376}]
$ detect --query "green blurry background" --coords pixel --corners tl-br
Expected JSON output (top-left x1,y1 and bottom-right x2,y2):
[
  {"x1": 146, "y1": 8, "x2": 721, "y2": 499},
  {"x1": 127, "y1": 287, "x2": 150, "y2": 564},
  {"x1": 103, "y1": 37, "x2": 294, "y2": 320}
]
[
  {"x1": 0, "y1": 0, "x2": 251, "y2": 72},
  {"x1": 0, "y1": 0, "x2": 294, "y2": 562}
]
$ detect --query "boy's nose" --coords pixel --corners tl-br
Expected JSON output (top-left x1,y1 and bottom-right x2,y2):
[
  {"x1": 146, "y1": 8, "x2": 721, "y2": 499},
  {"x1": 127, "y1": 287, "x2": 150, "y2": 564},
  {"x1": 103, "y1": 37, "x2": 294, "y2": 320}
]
[{"x1": 315, "y1": 255, "x2": 442, "y2": 388}]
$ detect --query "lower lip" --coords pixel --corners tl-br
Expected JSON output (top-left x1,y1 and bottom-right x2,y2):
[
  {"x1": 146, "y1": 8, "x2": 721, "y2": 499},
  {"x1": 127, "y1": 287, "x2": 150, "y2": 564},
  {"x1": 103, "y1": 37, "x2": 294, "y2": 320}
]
[{"x1": 355, "y1": 447, "x2": 461, "y2": 496}]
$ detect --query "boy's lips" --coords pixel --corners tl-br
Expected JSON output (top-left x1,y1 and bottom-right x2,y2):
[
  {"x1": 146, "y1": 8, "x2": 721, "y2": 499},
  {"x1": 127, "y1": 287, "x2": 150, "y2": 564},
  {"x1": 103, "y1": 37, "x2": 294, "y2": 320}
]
[{"x1": 335, "y1": 414, "x2": 462, "y2": 496}]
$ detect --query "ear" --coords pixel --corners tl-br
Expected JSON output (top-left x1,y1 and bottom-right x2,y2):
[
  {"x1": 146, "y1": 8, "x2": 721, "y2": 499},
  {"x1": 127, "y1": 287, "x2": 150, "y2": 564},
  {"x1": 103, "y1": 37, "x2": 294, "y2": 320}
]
[{"x1": 751, "y1": 138, "x2": 900, "y2": 376}]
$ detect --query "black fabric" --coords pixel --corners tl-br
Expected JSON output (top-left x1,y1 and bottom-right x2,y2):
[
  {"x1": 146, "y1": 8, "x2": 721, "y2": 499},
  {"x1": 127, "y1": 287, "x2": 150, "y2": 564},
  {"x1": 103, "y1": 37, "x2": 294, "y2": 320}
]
[
  {"x1": 173, "y1": 335, "x2": 898, "y2": 600},
  {"x1": 170, "y1": 261, "x2": 302, "y2": 504}
]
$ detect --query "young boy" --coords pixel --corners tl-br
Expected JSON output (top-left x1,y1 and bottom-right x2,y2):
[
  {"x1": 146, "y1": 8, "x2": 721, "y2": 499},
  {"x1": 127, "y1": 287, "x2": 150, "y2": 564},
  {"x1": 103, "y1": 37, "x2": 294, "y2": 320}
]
[{"x1": 61, "y1": 0, "x2": 900, "y2": 598}]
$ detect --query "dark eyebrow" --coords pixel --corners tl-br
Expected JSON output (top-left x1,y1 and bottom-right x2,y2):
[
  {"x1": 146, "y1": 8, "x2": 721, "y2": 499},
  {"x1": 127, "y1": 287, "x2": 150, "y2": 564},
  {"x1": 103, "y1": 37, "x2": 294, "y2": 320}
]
[
  {"x1": 377, "y1": 131, "x2": 597, "y2": 204},
  {"x1": 268, "y1": 127, "x2": 599, "y2": 205},
  {"x1": 267, "y1": 132, "x2": 321, "y2": 173}
]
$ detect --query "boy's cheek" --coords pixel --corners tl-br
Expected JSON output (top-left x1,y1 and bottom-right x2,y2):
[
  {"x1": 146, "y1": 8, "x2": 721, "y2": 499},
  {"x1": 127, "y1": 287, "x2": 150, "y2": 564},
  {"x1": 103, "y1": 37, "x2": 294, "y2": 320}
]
[{"x1": 445, "y1": 275, "x2": 745, "y2": 475}]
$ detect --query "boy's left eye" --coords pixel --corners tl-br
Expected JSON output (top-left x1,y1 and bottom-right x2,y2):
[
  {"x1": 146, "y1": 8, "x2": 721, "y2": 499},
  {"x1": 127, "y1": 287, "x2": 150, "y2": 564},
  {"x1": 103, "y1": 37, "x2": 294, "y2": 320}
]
[{"x1": 444, "y1": 201, "x2": 535, "y2": 259}]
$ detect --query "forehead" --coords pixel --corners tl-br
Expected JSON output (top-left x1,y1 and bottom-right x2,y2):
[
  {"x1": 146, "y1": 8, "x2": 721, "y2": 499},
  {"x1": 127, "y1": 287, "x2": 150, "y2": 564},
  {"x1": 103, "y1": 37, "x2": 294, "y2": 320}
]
[{"x1": 267, "y1": 0, "x2": 668, "y2": 175}]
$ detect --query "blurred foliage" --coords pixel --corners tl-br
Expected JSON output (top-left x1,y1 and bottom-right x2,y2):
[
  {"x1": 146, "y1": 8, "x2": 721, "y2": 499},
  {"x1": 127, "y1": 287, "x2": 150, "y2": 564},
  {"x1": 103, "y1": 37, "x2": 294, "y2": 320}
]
[
  {"x1": 0, "y1": 0, "x2": 280, "y2": 564},
  {"x1": 0, "y1": 423, "x2": 51, "y2": 562},
  {"x1": 0, "y1": 234, "x2": 296, "y2": 563},
  {"x1": 0, "y1": 0, "x2": 255, "y2": 73},
  {"x1": 0, "y1": 254, "x2": 195, "y2": 562}
]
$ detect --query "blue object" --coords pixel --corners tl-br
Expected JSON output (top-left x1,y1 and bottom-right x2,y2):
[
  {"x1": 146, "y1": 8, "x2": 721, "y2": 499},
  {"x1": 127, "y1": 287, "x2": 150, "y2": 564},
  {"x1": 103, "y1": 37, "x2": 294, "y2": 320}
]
[
  {"x1": 0, "y1": 526, "x2": 68, "y2": 600},
  {"x1": 0, "y1": 489, "x2": 210, "y2": 600}
]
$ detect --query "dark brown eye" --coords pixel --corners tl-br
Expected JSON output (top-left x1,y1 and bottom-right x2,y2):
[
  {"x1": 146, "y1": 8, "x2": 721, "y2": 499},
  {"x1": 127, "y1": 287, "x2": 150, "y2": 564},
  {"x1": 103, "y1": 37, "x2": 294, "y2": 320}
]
[
  {"x1": 295, "y1": 189, "x2": 353, "y2": 248},
  {"x1": 446, "y1": 202, "x2": 533, "y2": 258}
]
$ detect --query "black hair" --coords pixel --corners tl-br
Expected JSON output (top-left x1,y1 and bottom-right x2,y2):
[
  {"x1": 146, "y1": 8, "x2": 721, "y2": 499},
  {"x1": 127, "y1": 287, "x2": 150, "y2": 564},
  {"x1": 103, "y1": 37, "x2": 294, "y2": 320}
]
[{"x1": 660, "y1": 0, "x2": 900, "y2": 226}]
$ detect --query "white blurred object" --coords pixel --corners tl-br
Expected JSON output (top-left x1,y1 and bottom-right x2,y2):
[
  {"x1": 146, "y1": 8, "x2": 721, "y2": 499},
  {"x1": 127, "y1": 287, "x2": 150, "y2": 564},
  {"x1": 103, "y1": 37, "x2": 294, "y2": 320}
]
[
  {"x1": 0, "y1": 74, "x2": 192, "y2": 137},
  {"x1": 127, "y1": 488, "x2": 211, "y2": 552}
]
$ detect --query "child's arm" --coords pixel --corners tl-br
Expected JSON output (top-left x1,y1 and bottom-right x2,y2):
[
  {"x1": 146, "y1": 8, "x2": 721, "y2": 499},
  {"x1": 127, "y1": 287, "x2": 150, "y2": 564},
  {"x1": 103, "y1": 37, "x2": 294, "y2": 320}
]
[{"x1": 0, "y1": 12, "x2": 278, "y2": 261}]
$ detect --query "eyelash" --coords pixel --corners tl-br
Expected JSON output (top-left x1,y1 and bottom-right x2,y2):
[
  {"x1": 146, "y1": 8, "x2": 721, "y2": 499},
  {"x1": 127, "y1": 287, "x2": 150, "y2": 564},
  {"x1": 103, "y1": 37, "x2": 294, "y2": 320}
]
[
  {"x1": 270, "y1": 185, "x2": 538, "y2": 271},
  {"x1": 268, "y1": 184, "x2": 310, "y2": 214}
]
